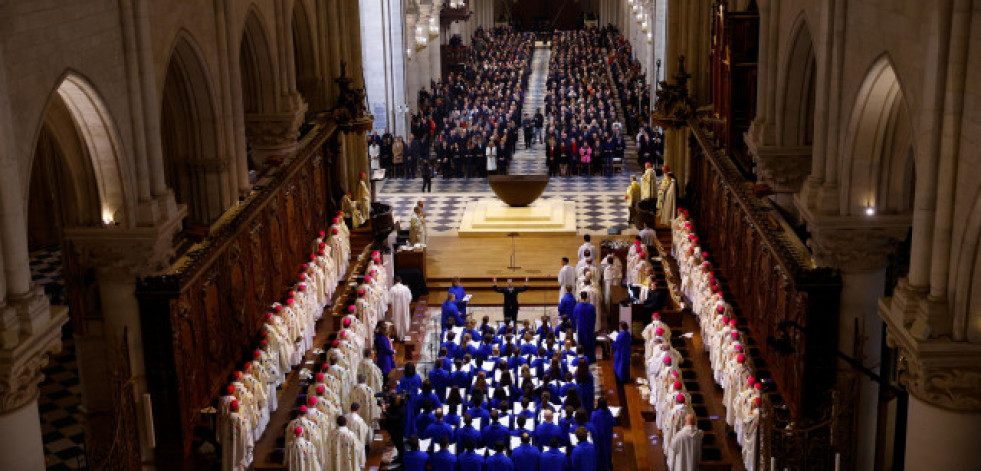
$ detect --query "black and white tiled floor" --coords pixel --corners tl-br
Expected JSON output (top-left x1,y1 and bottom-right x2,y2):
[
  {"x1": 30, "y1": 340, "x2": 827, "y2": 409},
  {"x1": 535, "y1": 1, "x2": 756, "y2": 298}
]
[{"x1": 29, "y1": 248, "x2": 87, "y2": 470}]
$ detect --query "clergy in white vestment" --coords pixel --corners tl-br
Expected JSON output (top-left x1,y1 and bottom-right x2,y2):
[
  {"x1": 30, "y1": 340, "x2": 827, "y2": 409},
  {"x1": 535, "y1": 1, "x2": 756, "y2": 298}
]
[
  {"x1": 577, "y1": 234, "x2": 597, "y2": 262},
  {"x1": 600, "y1": 255, "x2": 622, "y2": 307},
  {"x1": 582, "y1": 280, "x2": 603, "y2": 330},
  {"x1": 390, "y1": 276, "x2": 413, "y2": 341},
  {"x1": 286, "y1": 426, "x2": 320, "y2": 471},
  {"x1": 640, "y1": 162, "x2": 657, "y2": 200},
  {"x1": 352, "y1": 374, "x2": 380, "y2": 427},
  {"x1": 558, "y1": 257, "x2": 577, "y2": 302},
  {"x1": 327, "y1": 415, "x2": 367, "y2": 471},
  {"x1": 347, "y1": 403, "x2": 373, "y2": 448},
  {"x1": 359, "y1": 352, "x2": 384, "y2": 393},
  {"x1": 659, "y1": 174, "x2": 677, "y2": 227},
  {"x1": 221, "y1": 401, "x2": 254, "y2": 471},
  {"x1": 409, "y1": 206, "x2": 427, "y2": 246},
  {"x1": 669, "y1": 414, "x2": 703, "y2": 471}
]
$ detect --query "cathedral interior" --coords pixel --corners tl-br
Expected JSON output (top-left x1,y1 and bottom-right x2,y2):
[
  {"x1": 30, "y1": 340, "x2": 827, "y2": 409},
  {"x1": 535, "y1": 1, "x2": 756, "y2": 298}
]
[{"x1": 0, "y1": 0, "x2": 978, "y2": 470}]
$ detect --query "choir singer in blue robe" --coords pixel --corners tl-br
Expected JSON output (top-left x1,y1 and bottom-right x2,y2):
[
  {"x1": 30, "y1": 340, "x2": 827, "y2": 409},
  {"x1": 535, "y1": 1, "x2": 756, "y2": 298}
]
[
  {"x1": 448, "y1": 277, "x2": 469, "y2": 317},
  {"x1": 590, "y1": 397, "x2": 616, "y2": 471},
  {"x1": 442, "y1": 292, "x2": 465, "y2": 328},
  {"x1": 612, "y1": 321, "x2": 632, "y2": 383},
  {"x1": 573, "y1": 292, "x2": 597, "y2": 363}
]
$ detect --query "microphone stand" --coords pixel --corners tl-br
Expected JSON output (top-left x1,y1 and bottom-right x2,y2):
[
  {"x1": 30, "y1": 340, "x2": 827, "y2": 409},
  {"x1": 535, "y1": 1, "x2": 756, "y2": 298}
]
[{"x1": 506, "y1": 232, "x2": 521, "y2": 271}]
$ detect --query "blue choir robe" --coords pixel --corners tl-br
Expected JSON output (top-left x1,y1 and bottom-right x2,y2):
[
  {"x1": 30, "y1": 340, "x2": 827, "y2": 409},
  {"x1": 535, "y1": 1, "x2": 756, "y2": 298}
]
[
  {"x1": 512, "y1": 443, "x2": 541, "y2": 471},
  {"x1": 455, "y1": 424, "x2": 482, "y2": 448},
  {"x1": 539, "y1": 447, "x2": 568, "y2": 471},
  {"x1": 573, "y1": 302, "x2": 597, "y2": 363},
  {"x1": 590, "y1": 409, "x2": 615, "y2": 471},
  {"x1": 442, "y1": 300, "x2": 464, "y2": 328},
  {"x1": 450, "y1": 369, "x2": 471, "y2": 388},
  {"x1": 423, "y1": 421, "x2": 455, "y2": 444},
  {"x1": 442, "y1": 341, "x2": 460, "y2": 359},
  {"x1": 417, "y1": 392, "x2": 442, "y2": 412},
  {"x1": 577, "y1": 376, "x2": 595, "y2": 413},
  {"x1": 449, "y1": 285, "x2": 468, "y2": 316},
  {"x1": 459, "y1": 450, "x2": 486, "y2": 471},
  {"x1": 534, "y1": 421, "x2": 564, "y2": 448},
  {"x1": 558, "y1": 293, "x2": 577, "y2": 318},
  {"x1": 445, "y1": 412, "x2": 461, "y2": 428},
  {"x1": 429, "y1": 448, "x2": 457, "y2": 471},
  {"x1": 612, "y1": 330, "x2": 632, "y2": 383},
  {"x1": 428, "y1": 367, "x2": 450, "y2": 401},
  {"x1": 376, "y1": 333, "x2": 396, "y2": 374},
  {"x1": 482, "y1": 422, "x2": 511, "y2": 450},
  {"x1": 403, "y1": 449, "x2": 430, "y2": 471},
  {"x1": 398, "y1": 374, "x2": 422, "y2": 433},
  {"x1": 415, "y1": 411, "x2": 435, "y2": 438},
  {"x1": 571, "y1": 442, "x2": 598, "y2": 471},
  {"x1": 487, "y1": 452, "x2": 515, "y2": 471}
]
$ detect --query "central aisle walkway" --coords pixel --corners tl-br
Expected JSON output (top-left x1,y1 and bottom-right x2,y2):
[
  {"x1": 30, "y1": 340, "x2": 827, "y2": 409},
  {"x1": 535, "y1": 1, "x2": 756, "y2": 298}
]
[{"x1": 509, "y1": 45, "x2": 550, "y2": 175}]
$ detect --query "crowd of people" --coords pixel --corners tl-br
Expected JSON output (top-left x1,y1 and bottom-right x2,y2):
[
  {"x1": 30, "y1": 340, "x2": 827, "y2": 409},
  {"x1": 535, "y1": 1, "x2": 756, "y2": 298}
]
[
  {"x1": 669, "y1": 209, "x2": 763, "y2": 471},
  {"x1": 215, "y1": 214, "x2": 353, "y2": 471},
  {"x1": 366, "y1": 27, "x2": 534, "y2": 184}
]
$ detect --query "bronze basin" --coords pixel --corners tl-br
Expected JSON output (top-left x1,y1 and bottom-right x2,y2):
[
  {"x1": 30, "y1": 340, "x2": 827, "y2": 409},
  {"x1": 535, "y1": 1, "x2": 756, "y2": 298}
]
[{"x1": 488, "y1": 175, "x2": 550, "y2": 207}]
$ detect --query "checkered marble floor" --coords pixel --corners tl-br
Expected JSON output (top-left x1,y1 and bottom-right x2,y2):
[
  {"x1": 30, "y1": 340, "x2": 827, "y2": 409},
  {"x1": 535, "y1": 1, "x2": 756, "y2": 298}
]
[
  {"x1": 39, "y1": 333, "x2": 87, "y2": 470},
  {"x1": 30, "y1": 248, "x2": 66, "y2": 306}
]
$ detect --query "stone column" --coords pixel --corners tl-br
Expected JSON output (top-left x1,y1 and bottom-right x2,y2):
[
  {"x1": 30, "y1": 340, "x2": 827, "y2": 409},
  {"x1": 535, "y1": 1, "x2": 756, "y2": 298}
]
[
  {"x1": 805, "y1": 216, "x2": 910, "y2": 471},
  {"x1": 64, "y1": 213, "x2": 182, "y2": 465},
  {"x1": 429, "y1": 7, "x2": 441, "y2": 83},
  {"x1": 244, "y1": 99, "x2": 308, "y2": 169}
]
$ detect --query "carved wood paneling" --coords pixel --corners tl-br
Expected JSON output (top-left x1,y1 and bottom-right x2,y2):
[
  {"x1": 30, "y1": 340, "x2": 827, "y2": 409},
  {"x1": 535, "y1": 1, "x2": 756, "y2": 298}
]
[
  {"x1": 136, "y1": 121, "x2": 340, "y2": 469},
  {"x1": 687, "y1": 122, "x2": 840, "y2": 419}
]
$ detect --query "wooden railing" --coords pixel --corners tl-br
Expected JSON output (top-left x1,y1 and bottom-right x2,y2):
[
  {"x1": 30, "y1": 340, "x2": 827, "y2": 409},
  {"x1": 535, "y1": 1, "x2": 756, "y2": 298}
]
[
  {"x1": 135, "y1": 117, "x2": 342, "y2": 470},
  {"x1": 685, "y1": 120, "x2": 840, "y2": 420}
]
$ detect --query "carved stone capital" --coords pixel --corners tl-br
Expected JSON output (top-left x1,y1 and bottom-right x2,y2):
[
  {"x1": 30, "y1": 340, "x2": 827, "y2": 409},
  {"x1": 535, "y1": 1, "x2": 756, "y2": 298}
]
[
  {"x1": 800, "y1": 208, "x2": 911, "y2": 273},
  {"x1": 0, "y1": 305, "x2": 67, "y2": 413},
  {"x1": 245, "y1": 99, "x2": 308, "y2": 150},
  {"x1": 881, "y1": 300, "x2": 981, "y2": 411},
  {"x1": 749, "y1": 145, "x2": 812, "y2": 194},
  {"x1": 64, "y1": 210, "x2": 184, "y2": 280}
]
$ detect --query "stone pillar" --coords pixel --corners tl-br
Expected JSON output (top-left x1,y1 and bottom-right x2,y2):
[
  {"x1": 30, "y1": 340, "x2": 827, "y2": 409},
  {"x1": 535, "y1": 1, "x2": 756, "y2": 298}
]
[
  {"x1": 429, "y1": 8, "x2": 441, "y2": 83},
  {"x1": 0, "y1": 398, "x2": 46, "y2": 471},
  {"x1": 747, "y1": 145, "x2": 811, "y2": 221},
  {"x1": 806, "y1": 219, "x2": 910, "y2": 471},
  {"x1": 904, "y1": 396, "x2": 981, "y2": 470},
  {"x1": 64, "y1": 213, "x2": 182, "y2": 465}
]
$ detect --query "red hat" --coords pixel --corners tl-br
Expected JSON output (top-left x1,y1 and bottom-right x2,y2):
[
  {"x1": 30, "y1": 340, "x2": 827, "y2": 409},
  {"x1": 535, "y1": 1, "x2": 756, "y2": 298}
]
[
  {"x1": 233, "y1": 371, "x2": 242, "y2": 380},
  {"x1": 348, "y1": 305, "x2": 356, "y2": 312},
  {"x1": 230, "y1": 400, "x2": 239, "y2": 410},
  {"x1": 332, "y1": 340, "x2": 339, "y2": 348},
  {"x1": 662, "y1": 165, "x2": 669, "y2": 171},
  {"x1": 734, "y1": 345, "x2": 743, "y2": 352},
  {"x1": 319, "y1": 231, "x2": 326, "y2": 238},
  {"x1": 266, "y1": 313, "x2": 274, "y2": 320},
  {"x1": 748, "y1": 376, "x2": 756, "y2": 386},
  {"x1": 274, "y1": 305, "x2": 283, "y2": 312},
  {"x1": 333, "y1": 217, "x2": 339, "y2": 223},
  {"x1": 243, "y1": 363, "x2": 251, "y2": 371},
  {"x1": 260, "y1": 339, "x2": 268, "y2": 346},
  {"x1": 702, "y1": 251, "x2": 709, "y2": 258},
  {"x1": 687, "y1": 247, "x2": 694, "y2": 254},
  {"x1": 755, "y1": 383, "x2": 763, "y2": 391},
  {"x1": 652, "y1": 312, "x2": 660, "y2": 319},
  {"x1": 254, "y1": 350, "x2": 262, "y2": 359},
  {"x1": 673, "y1": 381, "x2": 682, "y2": 390},
  {"x1": 672, "y1": 371, "x2": 680, "y2": 378},
  {"x1": 717, "y1": 305, "x2": 725, "y2": 313},
  {"x1": 308, "y1": 396, "x2": 317, "y2": 406},
  {"x1": 346, "y1": 192, "x2": 352, "y2": 197},
  {"x1": 372, "y1": 251, "x2": 379, "y2": 257},
  {"x1": 339, "y1": 331, "x2": 346, "y2": 339},
  {"x1": 663, "y1": 356, "x2": 672, "y2": 365},
  {"x1": 285, "y1": 298, "x2": 294, "y2": 306},
  {"x1": 364, "y1": 275, "x2": 372, "y2": 282},
  {"x1": 675, "y1": 394, "x2": 685, "y2": 404},
  {"x1": 316, "y1": 373, "x2": 324, "y2": 382},
  {"x1": 321, "y1": 363, "x2": 329, "y2": 372},
  {"x1": 688, "y1": 235, "x2": 695, "y2": 241},
  {"x1": 288, "y1": 290, "x2": 296, "y2": 298},
  {"x1": 319, "y1": 242, "x2": 327, "y2": 249},
  {"x1": 332, "y1": 228, "x2": 339, "y2": 234},
  {"x1": 737, "y1": 354, "x2": 746, "y2": 363},
  {"x1": 730, "y1": 319, "x2": 738, "y2": 326},
  {"x1": 677, "y1": 208, "x2": 683, "y2": 214},
  {"x1": 712, "y1": 285, "x2": 721, "y2": 293},
  {"x1": 655, "y1": 327, "x2": 664, "y2": 336},
  {"x1": 360, "y1": 171, "x2": 366, "y2": 178},
  {"x1": 299, "y1": 405, "x2": 308, "y2": 413},
  {"x1": 298, "y1": 284, "x2": 306, "y2": 291},
  {"x1": 309, "y1": 254, "x2": 316, "y2": 261},
  {"x1": 754, "y1": 397, "x2": 762, "y2": 405},
  {"x1": 318, "y1": 249, "x2": 325, "y2": 256},
  {"x1": 358, "y1": 289, "x2": 365, "y2": 295},
  {"x1": 299, "y1": 274, "x2": 307, "y2": 281},
  {"x1": 731, "y1": 331, "x2": 739, "y2": 339},
  {"x1": 722, "y1": 317, "x2": 729, "y2": 324},
  {"x1": 226, "y1": 385, "x2": 235, "y2": 394},
  {"x1": 646, "y1": 162, "x2": 652, "y2": 168},
  {"x1": 343, "y1": 318, "x2": 351, "y2": 327},
  {"x1": 294, "y1": 426, "x2": 303, "y2": 436},
  {"x1": 317, "y1": 385, "x2": 325, "y2": 394},
  {"x1": 640, "y1": 252, "x2": 646, "y2": 258}
]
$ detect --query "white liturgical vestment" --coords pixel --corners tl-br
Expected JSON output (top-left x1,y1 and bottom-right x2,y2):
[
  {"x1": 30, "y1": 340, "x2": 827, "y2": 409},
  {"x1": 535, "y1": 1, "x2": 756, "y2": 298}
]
[
  {"x1": 669, "y1": 425, "x2": 703, "y2": 471},
  {"x1": 390, "y1": 282, "x2": 413, "y2": 340}
]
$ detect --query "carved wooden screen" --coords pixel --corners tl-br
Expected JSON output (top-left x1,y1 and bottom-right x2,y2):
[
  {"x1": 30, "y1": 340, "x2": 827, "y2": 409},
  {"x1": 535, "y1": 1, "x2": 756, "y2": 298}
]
[
  {"x1": 687, "y1": 122, "x2": 840, "y2": 419},
  {"x1": 137, "y1": 122, "x2": 338, "y2": 469}
]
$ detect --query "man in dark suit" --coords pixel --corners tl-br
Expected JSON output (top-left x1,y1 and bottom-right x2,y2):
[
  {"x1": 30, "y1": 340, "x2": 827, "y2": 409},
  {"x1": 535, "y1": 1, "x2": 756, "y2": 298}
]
[
  {"x1": 492, "y1": 277, "x2": 529, "y2": 325},
  {"x1": 642, "y1": 281, "x2": 669, "y2": 313}
]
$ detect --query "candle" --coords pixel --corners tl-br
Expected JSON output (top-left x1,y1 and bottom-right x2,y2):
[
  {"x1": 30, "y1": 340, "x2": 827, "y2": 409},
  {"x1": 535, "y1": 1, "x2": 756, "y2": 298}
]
[
  {"x1": 770, "y1": 457, "x2": 776, "y2": 471},
  {"x1": 835, "y1": 453, "x2": 841, "y2": 471}
]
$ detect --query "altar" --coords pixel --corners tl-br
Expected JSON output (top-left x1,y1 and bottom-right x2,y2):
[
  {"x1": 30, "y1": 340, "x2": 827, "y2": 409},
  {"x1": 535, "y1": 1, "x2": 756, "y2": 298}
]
[{"x1": 458, "y1": 199, "x2": 577, "y2": 236}]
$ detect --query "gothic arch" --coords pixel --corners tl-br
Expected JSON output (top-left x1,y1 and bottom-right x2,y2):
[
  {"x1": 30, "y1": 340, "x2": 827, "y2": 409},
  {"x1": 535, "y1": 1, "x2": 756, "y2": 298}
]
[
  {"x1": 292, "y1": 0, "x2": 320, "y2": 109},
  {"x1": 240, "y1": 7, "x2": 278, "y2": 113},
  {"x1": 161, "y1": 32, "x2": 225, "y2": 226},
  {"x1": 776, "y1": 13, "x2": 816, "y2": 147},
  {"x1": 28, "y1": 72, "x2": 131, "y2": 229},
  {"x1": 839, "y1": 55, "x2": 916, "y2": 216}
]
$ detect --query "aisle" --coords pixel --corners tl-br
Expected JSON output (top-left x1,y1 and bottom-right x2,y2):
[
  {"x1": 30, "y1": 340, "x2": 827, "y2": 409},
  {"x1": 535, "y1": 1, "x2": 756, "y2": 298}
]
[{"x1": 509, "y1": 45, "x2": 550, "y2": 175}]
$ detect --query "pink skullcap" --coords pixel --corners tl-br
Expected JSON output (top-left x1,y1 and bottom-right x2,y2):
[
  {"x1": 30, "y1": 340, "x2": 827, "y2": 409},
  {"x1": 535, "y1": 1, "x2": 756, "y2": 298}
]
[
  {"x1": 332, "y1": 228, "x2": 339, "y2": 234},
  {"x1": 243, "y1": 363, "x2": 251, "y2": 371},
  {"x1": 675, "y1": 394, "x2": 685, "y2": 403},
  {"x1": 755, "y1": 383, "x2": 762, "y2": 390},
  {"x1": 343, "y1": 318, "x2": 351, "y2": 327},
  {"x1": 254, "y1": 350, "x2": 262, "y2": 358},
  {"x1": 655, "y1": 327, "x2": 664, "y2": 336},
  {"x1": 673, "y1": 381, "x2": 682, "y2": 390},
  {"x1": 319, "y1": 242, "x2": 327, "y2": 249},
  {"x1": 722, "y1": 316, "x2": 729, "y2": 324},
  {"x1": 685, "y1": 223, "x2": 692, "y2": 229},
  {"x1": 712, "y1": 285, "x2": 721, "y2": 292},
  {"x1": 358, "y1": 289, "x2": 365, "y2": 295},
  {"x1": 317, "y1": 385, "x2": 325, "y2": 394},
  {"x1": 730, "y1": 319, "x2": 737, "y2": 326},
  {"x1": 230, "y1": 399, "x2": 239, "y2": 410},
  {"x1": 702, "y1": 262, "x2": 710, "y2": 267},
  {"x1": 319, "y1": 231, "x2": 326, "y2": 238},
  {"x1": 298, "y1": 284, "x2": 306, "y2": 291},
  {"x1": 226, "y1": 385, "x2": 235, "y2": 394},
  {"x1": 663, "y1": 356, "x2": 672, "y2": 365},
  {"x1": 687, "y1": 248, "x2": 694, "y2": 254},
  {"x1": 332, "y1": 340, "x2": 339, "y2": 348},
  {"x1": 233, "y1": 371, "x2": 241, "y2": 379},
  {"x1": 671, "y1": 371, "x2": 680, "y2": 378},
  {"x1": 299, "y1": 273, "x2": 306, "y2": 281},
  {"x1": 321, "y1": 363, "x2": 329, "y2": 372},
  {"x1": 285, "y1": 298, "x2": 294, "y2": 305},
  {"x1": 295, "y1": 426, "x2": 303, "y2": 436},
  {"x1": 266, "y1": 313, "x2": 274, "y2": 320},
  {"x1": 308, "y1": 396, "x2": 317, "y2": 406},
  {"x1": 653, "y1": 312, "x2": 660, "y2": 319},
  {"x1": 737, "y1": 354, "x2": 746, "y2": 363},
  {"x1": 640, "y1": 253, "x2": 646, "y2": 258},
  {"x1": 318, "y1": 249, "x2": 325, "y2": 256},
  {"x1": 310, "y1": 254, "x2": 316, "y2": 261},
  {"x1": 688, "y1": 235, "x2": 695, "y2": 241},
  {"x1": 734, "y1": 345, "x2": 743, "y2": 352},
  {"x1": 364, "y1": 275, "x2": 372, "y2": 281},
  {"x1": 333, "y1": 217, "x2": 339, "y2": 223},
  {"x1": 288, "y1": 290, "x2": 296, "y2": 298},
  {"x1": 348, "y1": 305, "x2": 356, "y2": 312},
  {"x1": 717, "y1": 305, "x2": 725, "y2": 313},
  {"x1": 260, "y1": 338, "x2": 268, "y2": 346},
  {"x1": 731, "y1": 331, "x2": 739, "y2": 339},
  {"x1": 372, "y1": 251, "x2": 379, "y2": 257},
  {"x1": 316, "y1": 373, "x2": 324, "y2": 382},
  {"x1": 754, "y1": 397, "x2": 761, "y2": 405},
  {"x1": 748, "y1": 377, "x2": 756, "y2": 386},
  {"x1": 339, "y1": 331, "x2": 346, "y2": 338},
  {"x1": 676, "y1": 207, "x2": 682, "y2": 213},
  {"x1": 274, "y1": 305, "x2": 282, "y2": 312},
  {"x1": 299, "y1": 405, "x2": 307, "y2": 413}
]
